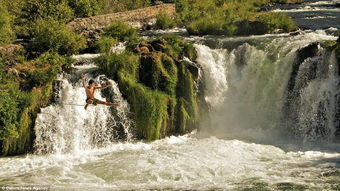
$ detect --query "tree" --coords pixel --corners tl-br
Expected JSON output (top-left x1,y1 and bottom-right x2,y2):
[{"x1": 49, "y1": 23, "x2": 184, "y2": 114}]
[
  {"x1": 68, "y1": 0, "x2": 106, "y2": 18},
  {"x1": 22, "y1": 0, "x2": 74, "y2": 23}
]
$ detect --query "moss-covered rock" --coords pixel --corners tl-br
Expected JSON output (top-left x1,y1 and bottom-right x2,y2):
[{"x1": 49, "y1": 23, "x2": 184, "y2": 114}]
[
  {"x1": 0, "y1": 53, "x2": 71, "y2": 156},
  {"x1": 96, "y1": 36, "x2": 204, "y2": 140},
  {"x1": 140, "y1": 52, "x2": 178, "y2": 95},
  {"x1": 1, "y1": 84, "x2": 53, "y2": 156}
]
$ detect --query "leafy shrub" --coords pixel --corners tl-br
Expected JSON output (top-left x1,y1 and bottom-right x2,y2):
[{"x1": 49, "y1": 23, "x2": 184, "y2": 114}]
[
  {"x1": 96, "y1": 51, "x2": 139, "y2": 80},
  {"x1": 0, "y1": 62, "x2": 17, "y2": 140},
  {"x1": 161, "y1": 34, "x2": 197, "y2": 60},
  {"x1": 103, "y1": 21, "x2": 138, "y2": 42},
  {"x1": 269, "y1": 0, "x2": 303, "y2": 4},
  {"x1": 187, "y1": 17, "x2": 237, "y2": 36},
  {"x1": 0, "y1": 4, "x2": 15, "y2": 45},
  {"x1": 68, "y1": 0, "x2": 105, "y2": 17},
  {"x1": 28, "y1": 19, "x2": 86, "y2": 56},
  {"x1": 101, "y1": 0, "x2": 151, "y2": 14},
  {"x1": 257, "y1": 12, "x2": 297, "y2": 33},
  {"x1": 95, "y1": 37, "x2": 116, "y2": 53},
  {"x1": 0, "y1": 84, "x2": 20, "y2": 140},
  {"x1": 22, "y1": 0, "x2": 74, "y2": 23},
  {"x1": 155, "y1": 13, "x2": 176, "y2": 29},
  {"x1": 179, "y1": 0, "x2": 297, "y2": 36},
  {"x1": 22, "y1": 53, "x2": 66, "y2": 88}
]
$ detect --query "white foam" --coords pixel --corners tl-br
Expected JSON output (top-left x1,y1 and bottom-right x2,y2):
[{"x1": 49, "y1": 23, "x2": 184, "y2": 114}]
[
  {"x1": 272, "y1": 7, "x2": 340, "y2": 12},
  {"x1": 195, "y1": 44, "x2": 228, "y2": 108},
  {"x1": 1, "y1": 136, "x2": 339, "y2": 190},
  {"x1": 71, "y1": 54, "x2": 100, "y2": 60}
]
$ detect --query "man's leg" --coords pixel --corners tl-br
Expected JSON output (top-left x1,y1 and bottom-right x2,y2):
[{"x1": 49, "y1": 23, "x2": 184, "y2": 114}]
[
  {"x1": 85, "y1": 99, "x2": 93, "y2": 110},
  {"x1": 96, "y1": 100, "x2": 119, "y2": 107}
]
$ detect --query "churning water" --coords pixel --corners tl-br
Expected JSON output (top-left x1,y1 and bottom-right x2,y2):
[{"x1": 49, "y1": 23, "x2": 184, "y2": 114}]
[{"x1": 1, "y1": 134, "x2": 340, "y2": 190}]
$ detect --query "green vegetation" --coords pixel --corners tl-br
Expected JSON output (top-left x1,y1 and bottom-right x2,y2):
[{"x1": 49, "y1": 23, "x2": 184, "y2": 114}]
[
  {"x1": 103, "y1": 21, "x2": 139, "y2": 42},
  {"x1": 0, "y1": 3, "x2": 15, "y2": 45},
  {"x1": 155, "y1": 13, "x2": 176, "y2": 30},
  {"x1": 0, "y1": 53, "x2": 71, "y2": 155},
  {"x1": 95, "y1": 37, "x2": 117, "y2": 53},
  {"x1": 22, "y1": 0, "x2": 74, "y2": 27},
  {"x1": 94, "y1": 21, "x2": 140, "y2": 53},
  {"x1": 100, "y1": 0, "x2": 152, "y2": 14},
  {"x1": 181, "y1": 0, "x2": 298, "y2": 36},
  {"x1": 270, "y1": 0, "x2": 303, "y2": 4},
  {"x1": 28, "y1": 19, "x2": 86, "y2": 56},
  {"x1": 96, "y1": 35, "x2": 200, "y2": 140},
  {"x1": 68, "y1": 0, "x2": 106, "y2": 18}
]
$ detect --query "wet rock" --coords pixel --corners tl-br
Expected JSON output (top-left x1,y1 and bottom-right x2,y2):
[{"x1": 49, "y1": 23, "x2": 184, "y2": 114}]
[
  {"x1": 52, "y1": 80, "x2": 63, "y2": 103},
  {"x1": 151, "y1": 39, "x2": 167, "y2": 52},
  {"x1": 8, "y1": 68, "x2": 19, "y2": 77},
  {"x1": 290, "y1": 30, "x2": 305, "y2": 36},
  {"x1": 182, "y1": 59, "x2": 200, "y2": 81},
  {"x1": 0, "y1": 44, "x2": 25, "y2": 67},
  {"x1": 287, "y1": 42, "x2": 319, "y2": 93},
  {"x1": 233, "y1": 20, "x2": 267, "y2": 35},
  {"x1": 134, "y1": 42, "x2": 154, "y2": 55},
  {"x1": 335, "y1": 1, "x2": 340, "y2": 8},
  {"x1": 139, "y1": 46, "x2": 150, "y2": 54}
]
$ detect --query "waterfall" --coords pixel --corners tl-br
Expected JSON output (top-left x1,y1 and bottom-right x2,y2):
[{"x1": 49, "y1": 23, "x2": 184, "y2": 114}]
[
  {"x1": 34, "y1": 56, "x2": 134, "y2": 155},
  {"x1": 195, "y1": 32, "x2": 339, "y2": 142}
]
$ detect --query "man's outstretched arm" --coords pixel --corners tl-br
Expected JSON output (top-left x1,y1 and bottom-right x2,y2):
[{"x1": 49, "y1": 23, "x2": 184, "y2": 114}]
[
  {"x1": 81, "y1": 73, "x2": 86, "y2": 88},
  {"x1": 95, "y1": 84, "x2": 112, "y2": 90}
]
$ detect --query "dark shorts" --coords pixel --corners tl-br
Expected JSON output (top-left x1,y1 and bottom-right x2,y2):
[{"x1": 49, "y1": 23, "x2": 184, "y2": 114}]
[{"x1": 86, "y1": 98, "x2": 99, "y2": 105}]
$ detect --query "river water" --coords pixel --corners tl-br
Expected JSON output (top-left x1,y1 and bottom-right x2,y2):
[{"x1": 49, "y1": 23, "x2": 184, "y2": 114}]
[{"x1": 1, "y1": 1, "x2": 339, "y2": 190}]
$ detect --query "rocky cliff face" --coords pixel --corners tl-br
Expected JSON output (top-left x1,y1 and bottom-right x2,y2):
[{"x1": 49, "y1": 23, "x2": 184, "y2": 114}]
[{"x1": 96, "y1": 36, "x2": 208, "y2": 140}]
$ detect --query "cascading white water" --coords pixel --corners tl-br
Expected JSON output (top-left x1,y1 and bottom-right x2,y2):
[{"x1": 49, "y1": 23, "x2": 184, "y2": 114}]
[
  {"x1": 34, "y1": 56, "x2": 133, "y2": 155},
  {"x1": 195, "y1": 45, "x2": 228, "y2": 108},
  {"x1": 195, "y1": 31, "x2": 339, "y2": 142}
]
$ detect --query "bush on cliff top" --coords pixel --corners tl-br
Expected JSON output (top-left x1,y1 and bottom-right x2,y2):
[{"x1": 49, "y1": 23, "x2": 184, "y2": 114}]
[
  {"x1": 155, "y1": 13, "x2": 176, "y2": 30},
  {"x1": 97, "y1": 21, "x2": 139, "y2": 53},
  {"x1": 161, "y1": 34, "x2": 197, "y2": 61},
  {"x1": 16, "y1": 53, "x2": 66, "y2": 90},
  {"x1": 27, "y1": 19, "x2": 86, "y2": 56},
  {"x1": 103, "y1": 21, "x2": 139, "y2": 43},
  {"x1": 95, "y1": 37, "x2": 117, "y2": 53},
  {"x1": 0, "y1": 3, "x2": 15, "y2": 45}
]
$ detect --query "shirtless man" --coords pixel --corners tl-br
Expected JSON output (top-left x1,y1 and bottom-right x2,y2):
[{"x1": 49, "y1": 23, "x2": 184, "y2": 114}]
[{"x1": 81, "y1": 73, "x2": 119, "y2": 110}]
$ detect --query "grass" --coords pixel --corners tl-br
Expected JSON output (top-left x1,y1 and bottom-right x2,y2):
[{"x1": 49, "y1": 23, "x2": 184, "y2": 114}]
[{"x1": 0, "y1": 53, "x2": 71, "y2": 156}]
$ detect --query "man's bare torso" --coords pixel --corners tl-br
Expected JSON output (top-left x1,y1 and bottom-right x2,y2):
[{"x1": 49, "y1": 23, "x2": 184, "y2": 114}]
[{"x1": 85, "y1": 87, "x2": 95, "y2": 99}]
